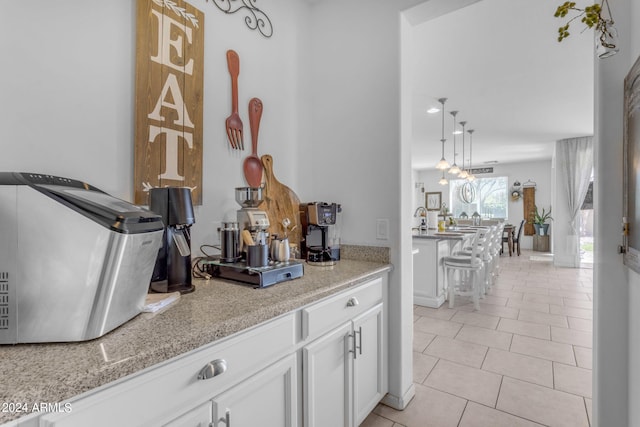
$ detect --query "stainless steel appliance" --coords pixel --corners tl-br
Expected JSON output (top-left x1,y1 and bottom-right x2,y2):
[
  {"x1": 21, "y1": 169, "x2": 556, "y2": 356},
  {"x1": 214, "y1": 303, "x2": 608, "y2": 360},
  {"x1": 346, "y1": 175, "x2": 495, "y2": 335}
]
[
  {"x1": 206, "y1": 186, "x2": 303, "y2": 288},
  {"x1": 0, "y1": 172, "x2": 164, "y2": 344},
  {"x1": 235, "y1": 186, "x2": 270, "y2": 249},
  {"x1": 300, "y1": 202, "x2": 342, "y2": 264},
  {"x1": 219, "y1": 221, "x2": 240, "y2": 263},
  {"x1": 149, "y1": 187, "x2": 195, "y2": 294}
]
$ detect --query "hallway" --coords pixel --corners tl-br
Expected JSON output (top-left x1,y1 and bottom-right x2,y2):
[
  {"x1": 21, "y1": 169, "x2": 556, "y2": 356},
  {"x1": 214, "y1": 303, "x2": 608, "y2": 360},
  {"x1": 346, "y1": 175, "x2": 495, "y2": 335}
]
[{"x1": 364, "y1": 250, "x2": 593, "y2": 427}]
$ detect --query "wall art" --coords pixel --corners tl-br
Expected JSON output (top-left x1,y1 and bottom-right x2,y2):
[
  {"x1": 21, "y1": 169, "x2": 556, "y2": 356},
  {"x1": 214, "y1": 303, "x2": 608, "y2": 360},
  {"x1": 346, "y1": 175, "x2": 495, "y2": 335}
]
[{"x1": 134, "y1": 0, "x2": 204, "y2": 205}]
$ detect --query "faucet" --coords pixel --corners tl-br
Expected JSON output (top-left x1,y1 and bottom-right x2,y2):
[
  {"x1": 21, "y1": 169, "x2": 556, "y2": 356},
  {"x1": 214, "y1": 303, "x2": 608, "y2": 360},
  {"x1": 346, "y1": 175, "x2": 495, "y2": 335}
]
[
  {"x1": 413, "y1": 207, "x2": 427, "y2": 230},
  {"x1": 414, "y1": 207, "x2": 427, "y2": 217}
]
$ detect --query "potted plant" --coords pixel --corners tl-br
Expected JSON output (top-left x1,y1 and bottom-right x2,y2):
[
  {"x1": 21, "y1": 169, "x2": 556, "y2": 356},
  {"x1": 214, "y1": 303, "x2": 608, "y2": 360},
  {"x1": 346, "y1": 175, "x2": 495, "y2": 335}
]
[{"x1": 530, "y1": 205, "x2": 553, "y2": 235}]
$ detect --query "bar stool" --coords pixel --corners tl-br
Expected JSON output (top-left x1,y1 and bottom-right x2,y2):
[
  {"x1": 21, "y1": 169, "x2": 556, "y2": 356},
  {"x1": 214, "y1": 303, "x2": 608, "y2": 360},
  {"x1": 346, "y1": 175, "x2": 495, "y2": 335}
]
[
  {"x1": 444, "y1": 230, "x2": 483, "y2": 310},
  {"x1": 454, "y1": 226, "x2": 496, "y2": 297}
]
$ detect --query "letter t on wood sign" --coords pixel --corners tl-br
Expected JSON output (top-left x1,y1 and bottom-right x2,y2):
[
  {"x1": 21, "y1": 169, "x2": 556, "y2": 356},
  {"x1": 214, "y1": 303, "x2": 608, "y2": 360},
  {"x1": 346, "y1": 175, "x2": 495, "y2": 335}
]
[{"x1": 134, "y1": 0, "x2": 204, "y2": 205}]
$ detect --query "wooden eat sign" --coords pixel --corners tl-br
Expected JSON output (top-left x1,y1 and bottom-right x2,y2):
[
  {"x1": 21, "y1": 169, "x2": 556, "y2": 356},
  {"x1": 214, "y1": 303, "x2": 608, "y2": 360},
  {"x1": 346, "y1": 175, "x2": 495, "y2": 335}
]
[{"x1": 134, "y1": 0, "x2": 204, "y2": 205}]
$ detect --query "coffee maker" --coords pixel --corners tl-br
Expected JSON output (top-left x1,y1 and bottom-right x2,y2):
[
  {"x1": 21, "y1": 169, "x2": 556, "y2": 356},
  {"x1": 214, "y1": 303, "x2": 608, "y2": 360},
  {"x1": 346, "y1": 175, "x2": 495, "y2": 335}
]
[
  {"x1": 300, "y1": 202, "x2": 341, "y2": 264},
  {"x1": 149, "y1": 187, "x2": 195, "y2": 294}
]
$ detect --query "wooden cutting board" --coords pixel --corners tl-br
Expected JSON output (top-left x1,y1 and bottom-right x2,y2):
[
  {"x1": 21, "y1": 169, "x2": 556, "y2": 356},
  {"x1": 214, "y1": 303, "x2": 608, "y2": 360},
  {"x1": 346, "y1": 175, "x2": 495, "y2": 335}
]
[{"x1": 258, "y1": 154, "x2": 302, "y2": 247}]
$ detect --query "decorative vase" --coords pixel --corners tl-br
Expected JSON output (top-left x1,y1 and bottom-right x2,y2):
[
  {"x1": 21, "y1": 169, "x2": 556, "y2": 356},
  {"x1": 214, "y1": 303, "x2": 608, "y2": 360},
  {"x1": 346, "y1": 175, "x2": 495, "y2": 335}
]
[{"x1": 535, "y1": 224, "x2": 549, "y2": 235}]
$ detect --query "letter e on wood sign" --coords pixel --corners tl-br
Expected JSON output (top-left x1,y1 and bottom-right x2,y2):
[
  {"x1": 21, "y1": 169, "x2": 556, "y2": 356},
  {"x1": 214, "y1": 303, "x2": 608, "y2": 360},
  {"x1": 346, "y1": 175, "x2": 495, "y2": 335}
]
[{"x1": 134, "y1": 0, "x2": 204, "y2": 205}]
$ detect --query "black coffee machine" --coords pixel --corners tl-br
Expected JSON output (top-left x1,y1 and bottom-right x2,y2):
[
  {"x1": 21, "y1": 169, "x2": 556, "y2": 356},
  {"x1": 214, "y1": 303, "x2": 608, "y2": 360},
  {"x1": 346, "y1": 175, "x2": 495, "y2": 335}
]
[
  {"x1": 149, "y1": 187, "x2": 195, "y2": 294},
  {"x1": 300, "y1": 202, "x2": 341, "y2": 264}
]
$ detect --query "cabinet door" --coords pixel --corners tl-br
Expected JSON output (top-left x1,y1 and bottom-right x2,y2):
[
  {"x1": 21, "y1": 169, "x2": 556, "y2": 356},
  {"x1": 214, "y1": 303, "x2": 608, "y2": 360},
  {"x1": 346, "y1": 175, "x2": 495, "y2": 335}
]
[
  {"x1": 212, "y1": 353, "x2": 297, "y2": 427},
  {"x1": 163, "y1": 401, "x2": 212, "y2": 427},
  {"x1": 303, "y1": 322, "x2": 352, "y2": 427},
  {"x1": 352, "y1": 304, "x2": 385, "y2": 426}
]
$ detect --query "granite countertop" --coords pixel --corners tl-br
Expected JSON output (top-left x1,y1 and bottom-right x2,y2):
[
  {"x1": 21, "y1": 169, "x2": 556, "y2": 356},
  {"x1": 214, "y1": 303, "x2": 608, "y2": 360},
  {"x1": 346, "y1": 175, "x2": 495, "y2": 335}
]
[
  {"x1": 0, "y1": 254, "x2": 391, "y2": 424},
  {"x1": 412, "y1": 228, "x2": 476, "y2": 240}
]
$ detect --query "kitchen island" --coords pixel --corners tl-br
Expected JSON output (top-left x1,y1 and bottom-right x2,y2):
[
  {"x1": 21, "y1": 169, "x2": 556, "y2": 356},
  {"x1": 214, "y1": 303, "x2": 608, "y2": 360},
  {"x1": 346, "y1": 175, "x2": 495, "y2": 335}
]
[
  {"x1": 0, "y1": 252, "x2": 391, "y2": 426},
  {"x1": 412, "y1": 228, "x2": 474, "y2": 308}
]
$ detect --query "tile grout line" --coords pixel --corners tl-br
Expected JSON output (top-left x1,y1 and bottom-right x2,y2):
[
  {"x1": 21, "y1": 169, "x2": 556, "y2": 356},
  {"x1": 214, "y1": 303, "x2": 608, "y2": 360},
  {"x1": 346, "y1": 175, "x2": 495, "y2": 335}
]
[{"x1": 456, "y1": 399, "x2": 470, "y2": 427}]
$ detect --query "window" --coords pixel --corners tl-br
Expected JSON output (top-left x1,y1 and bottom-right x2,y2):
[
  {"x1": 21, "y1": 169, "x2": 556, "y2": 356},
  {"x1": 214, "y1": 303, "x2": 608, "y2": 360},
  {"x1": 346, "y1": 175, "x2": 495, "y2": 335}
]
[{"x1": 448, "y1": 176, "x2": 508, "y2": 219}]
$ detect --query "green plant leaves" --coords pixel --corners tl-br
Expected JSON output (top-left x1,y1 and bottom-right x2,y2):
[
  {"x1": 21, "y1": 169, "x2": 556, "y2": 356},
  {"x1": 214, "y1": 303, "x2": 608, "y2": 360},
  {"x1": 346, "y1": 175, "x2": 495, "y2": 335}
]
[{"x1": 554, "y1": 1, "x2": 602, "y2": 42}]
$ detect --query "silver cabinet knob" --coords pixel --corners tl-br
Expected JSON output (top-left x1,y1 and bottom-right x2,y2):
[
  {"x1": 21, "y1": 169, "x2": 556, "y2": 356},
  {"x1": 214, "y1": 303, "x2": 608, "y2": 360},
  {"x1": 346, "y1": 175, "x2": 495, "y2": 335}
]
[
  {"x1": 347, "y1": 297, "x2": 359, "y2": 307},
  {"x1": 198, "y1": 359, "x2": 227, "y2": 380}
]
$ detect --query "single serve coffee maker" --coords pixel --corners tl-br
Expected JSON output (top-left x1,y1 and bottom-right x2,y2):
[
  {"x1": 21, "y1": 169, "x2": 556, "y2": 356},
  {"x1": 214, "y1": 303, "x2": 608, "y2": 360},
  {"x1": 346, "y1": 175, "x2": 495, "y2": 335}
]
[
  {"x1": 149, "y1": 187, "x2": 195, "y2": 294},
  {"x1": 300, "y1": 202, "x2": 341, "y2": 265}
]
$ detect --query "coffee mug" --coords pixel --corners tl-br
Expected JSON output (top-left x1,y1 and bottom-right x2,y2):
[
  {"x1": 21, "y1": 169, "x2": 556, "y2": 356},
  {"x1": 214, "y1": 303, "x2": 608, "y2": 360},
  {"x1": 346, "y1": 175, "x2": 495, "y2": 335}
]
[{"x1": 247, "y1": 244, "x2": 268, "y2": 267}]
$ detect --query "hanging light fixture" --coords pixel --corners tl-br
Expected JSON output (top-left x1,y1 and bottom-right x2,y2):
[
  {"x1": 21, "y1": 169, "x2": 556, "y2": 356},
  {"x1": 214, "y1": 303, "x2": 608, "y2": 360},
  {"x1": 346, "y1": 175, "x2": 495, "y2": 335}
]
[
  {"x1": 457, "y1": 121, "x2": 469, "y2": 179},
  {"x1": 435, "y1": 98, "x2": 450, "y2": 170},
  {"x1": 448, "y1": 110, "x2": 461, "y2": 175},
  {"x1": 466, "y1": 129, "x2": 476, "y2": 182},
  {"x1": 438, "y1": 170, "x2": 448, "y2": 186}
]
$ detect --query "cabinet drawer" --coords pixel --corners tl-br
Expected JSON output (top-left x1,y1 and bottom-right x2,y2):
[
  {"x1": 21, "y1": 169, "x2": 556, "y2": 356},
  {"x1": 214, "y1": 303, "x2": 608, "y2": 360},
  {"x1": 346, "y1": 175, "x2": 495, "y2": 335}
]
[
  {"x1": 40, "y1": 313, "x2": 296, "y2": 427},
  {"x1": 302, "y1": 277, "x2": 382, "y2": 341}
]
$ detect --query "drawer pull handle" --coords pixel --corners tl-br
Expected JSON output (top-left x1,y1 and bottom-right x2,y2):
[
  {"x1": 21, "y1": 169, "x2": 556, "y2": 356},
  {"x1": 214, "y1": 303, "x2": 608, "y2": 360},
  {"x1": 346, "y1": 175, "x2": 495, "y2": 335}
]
[
  {"x1": 347, "y1": 297, "x2": 359, "y2": 307},
  {"x1": 198, "y1": 359, "x2": 227, "y2": 380},
  {"x1": 217, "y1": 408, "x2": 231, "y2": 426},
  {"x1": 348, "y1": 326, "x2": 363, "y2": 360}
]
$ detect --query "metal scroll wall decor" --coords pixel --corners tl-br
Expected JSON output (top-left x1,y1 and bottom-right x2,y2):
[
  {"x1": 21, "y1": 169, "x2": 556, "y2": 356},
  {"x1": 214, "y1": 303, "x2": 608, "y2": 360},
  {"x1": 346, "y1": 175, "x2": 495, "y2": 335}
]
[
  {"x1": 134, "y1": 0, "x2": 205, "y2": 205},
  {"x1": 206, "y1": 0, "x2": 273, "y2": 38}
]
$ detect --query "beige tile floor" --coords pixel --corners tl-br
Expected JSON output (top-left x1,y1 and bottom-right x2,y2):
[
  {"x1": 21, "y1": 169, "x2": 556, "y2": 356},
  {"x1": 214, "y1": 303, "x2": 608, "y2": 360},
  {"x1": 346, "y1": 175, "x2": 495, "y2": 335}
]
[{"x1": 361, "y1": 249, "x2": 593, "y2": 427}]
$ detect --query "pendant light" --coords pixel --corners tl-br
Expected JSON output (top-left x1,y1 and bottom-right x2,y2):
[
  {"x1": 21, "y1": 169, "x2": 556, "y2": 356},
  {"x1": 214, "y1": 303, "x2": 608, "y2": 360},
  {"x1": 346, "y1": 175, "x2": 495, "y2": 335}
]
[
  {"x1": 466, "y1": 129, "x2": 476, "y2": 182},
  {"x1": 438, "y1": 170, "x2": 448, "y2": 186},
  {"x1": 448, "y1": 110, "x2": 461, "y2": 175},
  {"x1": 457, "y1": 121, "x2": 469, "y2": 179},
  {"x1": 435, "y1": 98, "x2": 450, "y2": 170}
]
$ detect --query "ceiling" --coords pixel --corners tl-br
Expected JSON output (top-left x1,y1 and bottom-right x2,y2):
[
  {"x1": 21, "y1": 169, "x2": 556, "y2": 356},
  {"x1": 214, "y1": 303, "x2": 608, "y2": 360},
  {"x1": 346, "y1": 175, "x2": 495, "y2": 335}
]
[{"x1": 410, "y1": 0, "x2": 595, "y2": 170}]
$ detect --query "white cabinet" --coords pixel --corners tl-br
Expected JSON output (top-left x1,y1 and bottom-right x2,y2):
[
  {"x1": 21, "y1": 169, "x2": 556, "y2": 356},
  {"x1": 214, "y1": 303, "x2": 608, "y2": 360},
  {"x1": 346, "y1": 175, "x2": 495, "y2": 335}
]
[
  {"x1": 39, "y1": 314, "x2": 297, "y2": 427},
  {"x1": 303, "y1": 303, "x2": 384, "y2": 427},
  {"x1": 303, "y1": 322, "x2": 352, "y2": 427},
  {"x1": 352, "y1": 305, "x2": 385, "y2": 424},
  {"x1": 34, "y1": 274, "x2": 388, "y2": 427},
  {"x1": 211, "y1": 354, "x2": 297, "y2": 427},
  {"x1": 412, "y1": 238, "x2": 450, "y2": 307},
  {"x1": 159, "y1": 354, "x2": 297, "y2": 427}
]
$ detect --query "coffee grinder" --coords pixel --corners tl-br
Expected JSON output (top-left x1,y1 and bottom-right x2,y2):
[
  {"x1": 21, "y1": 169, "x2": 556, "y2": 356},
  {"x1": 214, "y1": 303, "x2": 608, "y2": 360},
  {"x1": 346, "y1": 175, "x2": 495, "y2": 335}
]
[
  {"x1": 235, "y1": 187, "x2": 270, "y2": 249},
  {"x1": 300, "y1": 202, "x2": 341, "y2": 264},
  {"x1": 149, "y1": 187, "x2": 195, "y2": 294}
]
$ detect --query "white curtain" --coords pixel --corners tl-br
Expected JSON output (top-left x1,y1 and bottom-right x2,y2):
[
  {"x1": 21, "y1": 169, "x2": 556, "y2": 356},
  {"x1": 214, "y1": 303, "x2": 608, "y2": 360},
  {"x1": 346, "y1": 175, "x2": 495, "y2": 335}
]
[{"x1": 557, "y1": 136, "x2": 594, "y2": 236}]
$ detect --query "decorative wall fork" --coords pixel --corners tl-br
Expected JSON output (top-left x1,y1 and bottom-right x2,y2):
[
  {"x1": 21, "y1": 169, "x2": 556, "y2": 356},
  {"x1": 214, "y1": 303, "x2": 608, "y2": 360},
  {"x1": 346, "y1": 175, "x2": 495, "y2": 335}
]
[{"x1": 226, "y1": 50, "x2": 244, "y2": 150}]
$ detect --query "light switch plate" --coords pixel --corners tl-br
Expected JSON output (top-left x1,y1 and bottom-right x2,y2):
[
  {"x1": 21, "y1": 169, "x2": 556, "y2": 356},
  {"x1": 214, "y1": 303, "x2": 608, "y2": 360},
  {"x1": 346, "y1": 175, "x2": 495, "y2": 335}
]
[{"x1": 376, "y1": 218, "x2": 389, "y2": 240}]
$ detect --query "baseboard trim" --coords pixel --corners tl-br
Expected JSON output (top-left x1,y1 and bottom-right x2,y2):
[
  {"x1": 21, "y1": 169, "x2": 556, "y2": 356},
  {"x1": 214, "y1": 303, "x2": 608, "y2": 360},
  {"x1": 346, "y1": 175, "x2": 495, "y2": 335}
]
[
  {"x1": 380, "y1": 384, "x2": 416, "y2": 410},
  {"x1": 413, "y1": 293, "x2": 445, "y2": 308}
]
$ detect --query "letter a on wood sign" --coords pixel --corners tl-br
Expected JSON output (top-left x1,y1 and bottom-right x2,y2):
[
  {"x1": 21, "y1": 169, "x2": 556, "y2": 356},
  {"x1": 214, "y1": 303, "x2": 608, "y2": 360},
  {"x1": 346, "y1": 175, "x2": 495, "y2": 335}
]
[{"x1": 134, "y1": 0, "x2": 204, "y2": 205}]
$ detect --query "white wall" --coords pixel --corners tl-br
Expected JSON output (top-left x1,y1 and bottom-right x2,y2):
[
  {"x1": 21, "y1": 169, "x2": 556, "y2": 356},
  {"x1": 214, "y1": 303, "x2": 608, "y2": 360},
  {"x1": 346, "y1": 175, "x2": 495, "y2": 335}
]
[
  {"x1": 414, "y1": 159, "x2": 553, "y2": 250},
  {"x1": 593, "y1": 0, "x2": 639, "y2": 425},
  {"x1": 0, "y1": 0, "x2": 310, "y2": 253},
  {"x1": 303, "y1": 0, "x2": 425, "y2": 409}
]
